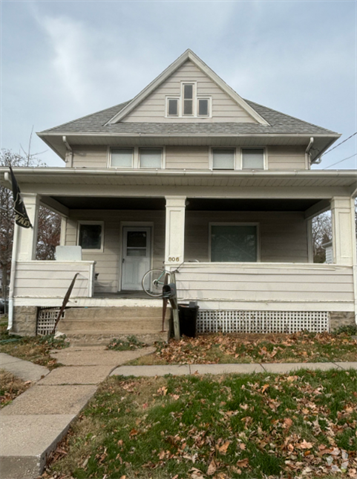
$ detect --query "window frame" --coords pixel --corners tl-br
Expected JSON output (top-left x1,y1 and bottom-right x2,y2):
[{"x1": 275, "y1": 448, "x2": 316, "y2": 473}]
[
  {"x1": 210, "y1": 147, "x2": 237, "y2": 170},
  {"x1": 138, "y1": 147, "x2": 165, "y2": 169},
  {"x1": 209, "y1": 222, "x2": 261, "y2": 263},
  {"x1": 77, "y1": 221, "x2": 104, "y2": 253},
  {"x1": 109, "y1": 148, "x2": 134, "y2": 169},
  {"x1": 241, "y1": 147, "x2": 267, "y2": 170}
]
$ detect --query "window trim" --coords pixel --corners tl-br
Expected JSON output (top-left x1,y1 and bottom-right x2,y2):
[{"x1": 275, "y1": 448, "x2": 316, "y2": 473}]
[
  {"x1": 109, "y1": 148, "x2": 134, "y2": 169},
  {"x1": 241, "y1": 147, "x2": 267, "y2": 170},
  {"x1": 208, "y1": 222, "x2": 261, "y2": 262},
  {"x1": 138, "y1": 147, "x2": 165, "y2": 169},
  {"x1": 210, "y1": 147, "x2": 237, "y2": 170},
  {"x1": 77, "y1": 221, "x2": 104, "y2": 253}
]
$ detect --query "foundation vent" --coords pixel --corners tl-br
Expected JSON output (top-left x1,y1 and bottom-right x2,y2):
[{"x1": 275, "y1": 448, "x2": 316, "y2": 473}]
[
  {"x1": 197, "y1": 310, "x2": 329, "y2": 334},
  {"x1": 37, "y1": 308, "x2": 65, "y2": 336}
]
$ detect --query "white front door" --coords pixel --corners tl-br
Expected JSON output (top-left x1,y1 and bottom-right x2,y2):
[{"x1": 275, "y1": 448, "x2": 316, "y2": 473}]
[{"x1": 121, "y1": 227, "x2": 151, "y2": 290}]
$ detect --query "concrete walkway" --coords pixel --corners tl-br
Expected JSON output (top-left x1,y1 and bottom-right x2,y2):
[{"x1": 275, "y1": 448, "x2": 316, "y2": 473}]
[
  {"x1": 0, "y1": 345, "x2": 155, "y2": 479},
  {"x1": 1, "y1": 350, "x2": 356, "y2": 479}
]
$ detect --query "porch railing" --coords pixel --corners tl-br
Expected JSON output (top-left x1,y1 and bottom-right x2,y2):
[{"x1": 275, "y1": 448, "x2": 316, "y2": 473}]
[
  {"x1": 14, "y1": 261, "x2": 95, "y2": 298},
  {"x1": 175, "y1": 262, "x2": 354, "y2": 312}
]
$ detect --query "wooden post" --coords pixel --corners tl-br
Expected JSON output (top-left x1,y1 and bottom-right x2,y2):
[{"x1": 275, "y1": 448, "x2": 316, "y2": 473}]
[{"x1": 169, "y1": 272, "x2": 180, "y2": 339}]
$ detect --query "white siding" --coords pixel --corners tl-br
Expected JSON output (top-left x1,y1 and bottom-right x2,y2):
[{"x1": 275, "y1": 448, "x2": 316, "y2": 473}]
[
  {"x1": 15, "y1": 261, "x2": 94, "y2": 298},
  {"x1": 268, "y1": 146, "x2": 306, "y2": 170},
  {"x1": 71, "y1": 145, "x2": 108, "y2": 168},
  {"x1": 65, "y1": 210, "x2": 165, "y2": 293},
  {"x1": 123, "y1": 60, "x2": 257, "y2": 123},
  {"x1": 185, "y1": 211, "x2": 309, "y2": 263},
  {"x1": 166, "y1": 146, "x2": 209, "y2": 169}
]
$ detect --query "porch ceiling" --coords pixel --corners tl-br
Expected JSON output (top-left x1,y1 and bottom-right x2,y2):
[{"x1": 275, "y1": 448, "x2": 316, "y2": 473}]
[
  {"x1": 49, "y1": 195, "x2": 321, "y2": 212},
  {"x1": 186, "y1": 198, "x2": 321, "y2": 211}
]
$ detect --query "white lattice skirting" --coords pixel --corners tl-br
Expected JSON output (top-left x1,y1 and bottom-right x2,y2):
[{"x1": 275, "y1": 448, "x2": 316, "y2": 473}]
[
  {"x1": 197, "y1": 310, "x2": 330, "y2": 334},
  {"x1": 37, "y1": 308, "x2": 65, "y2": 336}
]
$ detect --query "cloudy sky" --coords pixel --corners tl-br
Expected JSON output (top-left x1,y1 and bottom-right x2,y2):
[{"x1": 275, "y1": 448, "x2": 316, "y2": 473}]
[{"x1": 1, "y1": 0, "x2": 356, "y2": 169}]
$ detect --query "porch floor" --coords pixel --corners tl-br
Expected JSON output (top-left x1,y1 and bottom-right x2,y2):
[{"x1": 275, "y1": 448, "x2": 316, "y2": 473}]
[{"x1": 94, "y1": 291, "x2": 157, "y2": 300}]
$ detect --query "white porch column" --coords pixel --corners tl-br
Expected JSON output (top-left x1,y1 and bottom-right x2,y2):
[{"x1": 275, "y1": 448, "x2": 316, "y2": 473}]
[
  {"x1": 331, "y1": 197, "x2": 356, "y2": 265},
  {"x1": 17, "y1": 193, "x2": 40, "y2": 261},
  {"x1": 165, "y1": 196, "x2": 186, "y2": 266}
]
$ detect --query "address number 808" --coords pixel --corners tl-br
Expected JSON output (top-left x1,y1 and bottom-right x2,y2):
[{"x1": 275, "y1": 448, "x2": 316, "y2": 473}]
[{"x1": 168, "y1": 257, "x2": 180, "y2": 262}]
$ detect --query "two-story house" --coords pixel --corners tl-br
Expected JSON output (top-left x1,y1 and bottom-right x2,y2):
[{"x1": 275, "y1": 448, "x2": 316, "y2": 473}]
[{"x1": 2, "y1": 49, "x2": 356, "y2": 337}]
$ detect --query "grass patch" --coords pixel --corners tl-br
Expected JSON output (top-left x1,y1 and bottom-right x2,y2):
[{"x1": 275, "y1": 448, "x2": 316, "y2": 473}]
[
  {"x1": 107, "y1": 335, "x2": 147, "y2": 351},
  {"x1": 0, "y1": 320, "x2": 69, "y2": 369},
  {"x1": 0, "y1": 369, "x2": 32, "y2": 408},
  {"x1": 43, "y1": 370, "x2": 357, "y2": 479},
  {"x1": 129, "y1": 332, "x2": 357, "y2": 366}
]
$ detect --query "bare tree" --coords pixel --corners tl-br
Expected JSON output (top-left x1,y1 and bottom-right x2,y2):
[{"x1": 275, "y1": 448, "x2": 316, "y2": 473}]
[
  {"x1": 0, "y1": 148, "x2": 61, "y2": 308},
  {"x1": 312, "y1": 212, "x2": 332, "y2": 263}
]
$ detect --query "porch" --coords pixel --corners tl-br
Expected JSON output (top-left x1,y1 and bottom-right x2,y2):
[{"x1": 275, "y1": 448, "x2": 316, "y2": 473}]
[{"x1": 7, "y1": 169, "x2": 357, "y2": 335}]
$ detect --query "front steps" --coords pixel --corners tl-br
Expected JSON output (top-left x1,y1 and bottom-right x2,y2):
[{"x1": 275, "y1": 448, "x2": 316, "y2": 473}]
[{"x1": 57, "y1": 307, "x2": 170, "y2": 340}]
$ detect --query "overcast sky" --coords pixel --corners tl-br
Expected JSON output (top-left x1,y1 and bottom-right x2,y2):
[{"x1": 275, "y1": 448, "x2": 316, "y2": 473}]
[{"x1": 1, "y1": 0, "x2": 356, "y2": 169}]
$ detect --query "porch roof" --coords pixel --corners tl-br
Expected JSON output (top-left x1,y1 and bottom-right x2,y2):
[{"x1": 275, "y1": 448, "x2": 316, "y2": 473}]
[{"x1": 1, "y1": 167, "x2": 356, "y2": 192}]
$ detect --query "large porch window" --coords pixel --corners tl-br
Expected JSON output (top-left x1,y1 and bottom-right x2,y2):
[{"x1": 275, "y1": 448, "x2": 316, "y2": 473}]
[{"x1": 210, "y1": 224, "x2": 258, "y2": 262}]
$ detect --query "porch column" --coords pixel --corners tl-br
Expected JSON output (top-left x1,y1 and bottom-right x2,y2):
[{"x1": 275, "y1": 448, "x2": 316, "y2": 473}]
[
  {"x1": 17, "y1": 193, "x2": 40, "y2": 261},
  {"x1": 331, "y1": 197, "x2": 356, "y2": 265},
  {"x1": 165, "y1": 196, "x2": 186, "y2": 267}
]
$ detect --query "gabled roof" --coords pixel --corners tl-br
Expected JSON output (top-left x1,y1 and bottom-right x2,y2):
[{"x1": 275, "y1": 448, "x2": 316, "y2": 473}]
[{"x1": 105, "y1": 49, "x2": 269, "y2": 126}]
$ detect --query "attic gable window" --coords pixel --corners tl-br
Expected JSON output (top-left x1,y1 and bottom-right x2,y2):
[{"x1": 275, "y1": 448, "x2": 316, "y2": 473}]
[
  {"x1": 167, "y1": 98, "x2": 178, "y2": 116},
  {"x1": 198, "y1": 98, "x2": 209, "y2": 117},
  {"x1": 183, "y1": 83, "x2": 194, "y2": 115}
]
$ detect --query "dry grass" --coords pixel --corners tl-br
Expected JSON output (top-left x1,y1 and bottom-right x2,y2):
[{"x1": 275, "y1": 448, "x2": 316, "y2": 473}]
[{"x1": 0, "y1": 369, "x2": 32, "y2": 408}]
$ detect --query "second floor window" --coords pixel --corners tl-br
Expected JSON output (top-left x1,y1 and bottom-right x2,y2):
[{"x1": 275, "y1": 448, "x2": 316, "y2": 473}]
[
  {"x1": 242, "y1": 149, "x2": 264, "y2": 169},
  {"x1": 139, "y1": 148, "x2": 162, "y2": 168},
  {"x1": 111, "y1": 149, "x2": 133, "y2": 168},
  {"x1": 212, "y1": 149, "x2": 235, "y2": 169}
]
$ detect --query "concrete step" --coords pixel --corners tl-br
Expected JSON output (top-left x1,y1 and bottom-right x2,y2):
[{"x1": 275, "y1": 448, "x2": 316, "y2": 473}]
[
  {"x1": 65, "y1": 307, "x2": 168, "y2": 321},
  {"x1": 59, "y1": 319, "x2": 165, "y2": 333}
]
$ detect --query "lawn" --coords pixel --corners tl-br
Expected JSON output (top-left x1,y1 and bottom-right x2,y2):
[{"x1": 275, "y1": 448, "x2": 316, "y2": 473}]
[
  {"x1": 42, "y1": 369, "x2": 357, "y2": 479},
  {"x1": 129, "y1": 331, "x2": 357, "y2": 366},
  {"x1": 0, "y1": 318, "x2": 69, "y2": 369}
]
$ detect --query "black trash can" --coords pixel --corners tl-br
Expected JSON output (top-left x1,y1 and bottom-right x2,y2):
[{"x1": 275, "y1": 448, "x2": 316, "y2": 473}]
[{"x1": 178, "y1": 303, "x2": 199, "y2": 338}]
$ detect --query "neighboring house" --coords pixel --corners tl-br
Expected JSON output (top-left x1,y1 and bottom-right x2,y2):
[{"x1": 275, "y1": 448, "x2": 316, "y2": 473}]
[{"x1": 1, "y1": 49, "x2": 356, "y2": 336}]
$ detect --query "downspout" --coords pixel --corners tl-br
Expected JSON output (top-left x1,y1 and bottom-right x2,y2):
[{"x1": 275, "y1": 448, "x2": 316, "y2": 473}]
[
  {"x1": 4, "y1": 171, "x2": 18, "y2": 331},
  {"x1": 63, "y1": 136, "x2": 73, "y2": 167},
  {"x1": 352, "y1": 189, "x2": 357, "y2": 325},
  {"x1": 305, "y1": 137, "x2": 314, "y2": 168}
]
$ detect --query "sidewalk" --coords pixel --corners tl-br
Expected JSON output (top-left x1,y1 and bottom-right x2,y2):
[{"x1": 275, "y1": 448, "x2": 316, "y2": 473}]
[
  {"x1": 0, "y1": 345, "x2": 155, "y2": 479},
  {"x1": 1, "y1": 350, "x2": 356, "y2": 479}
]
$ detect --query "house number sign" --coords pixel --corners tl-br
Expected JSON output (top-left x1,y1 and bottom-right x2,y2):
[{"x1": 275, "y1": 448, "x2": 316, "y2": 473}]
[{"x1": 168, "y1": 257, "x2": 180, "y2": 262}]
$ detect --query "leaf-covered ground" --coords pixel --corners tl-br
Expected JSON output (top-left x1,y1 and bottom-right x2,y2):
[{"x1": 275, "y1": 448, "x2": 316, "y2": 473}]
[
  {"x1": 42, "y1": 370, "x2": 357, "y2": 479},
  {"x1": 130, "y1": 332, "x2": 357, "y2": 366},
  {"x1": 0, "y1": 369, "x2": 32, "y2": 408},
  {"x1": 0, "y1": 320, "x2": 69, "y2": 369}
]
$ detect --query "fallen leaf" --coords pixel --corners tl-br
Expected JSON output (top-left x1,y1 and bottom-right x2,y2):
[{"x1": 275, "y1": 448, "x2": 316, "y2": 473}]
[
  {"x1": 237, "y1": 458, "x2": 249, "y2": 468},
  {"x1": 217, "y1": 440, "x2": 230, "y2": 455},
  {"x1": 261, "y1": 384, "x2": 270, "y2": 393},
  {"x1": 207, "y1": 459, "x2": 217, "y2": 476}
]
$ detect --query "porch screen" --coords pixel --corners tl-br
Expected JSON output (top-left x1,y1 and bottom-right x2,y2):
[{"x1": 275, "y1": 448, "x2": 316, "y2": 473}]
[{"x1": 211, "y1": 225, "x2": 257, "y2": 262}]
